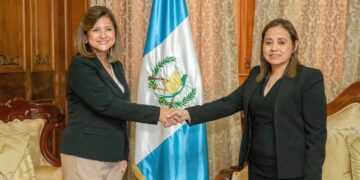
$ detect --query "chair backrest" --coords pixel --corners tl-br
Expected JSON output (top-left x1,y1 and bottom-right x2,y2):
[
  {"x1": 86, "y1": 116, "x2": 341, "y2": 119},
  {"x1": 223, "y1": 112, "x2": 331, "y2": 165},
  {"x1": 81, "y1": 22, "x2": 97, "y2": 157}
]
[
  {"x1": 0, "y1": 97, "x2": 64, "y2": 167},
  {"x1": 327, "y1": 81, "x2": 360, "y2": 116}
]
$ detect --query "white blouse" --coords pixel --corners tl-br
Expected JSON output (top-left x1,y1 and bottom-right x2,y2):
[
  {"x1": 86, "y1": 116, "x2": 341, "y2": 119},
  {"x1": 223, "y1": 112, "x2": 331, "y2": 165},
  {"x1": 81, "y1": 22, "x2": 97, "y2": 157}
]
[{"x1": 110, "y1": 65, "x2": 125, "y2": 93}]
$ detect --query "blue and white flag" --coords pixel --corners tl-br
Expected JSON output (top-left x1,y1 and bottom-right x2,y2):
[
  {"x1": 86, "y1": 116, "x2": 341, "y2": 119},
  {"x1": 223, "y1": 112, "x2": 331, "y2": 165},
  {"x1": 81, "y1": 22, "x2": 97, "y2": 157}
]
[{"x1": 134, "y1": 0, "x2": 209, "y2": 179}]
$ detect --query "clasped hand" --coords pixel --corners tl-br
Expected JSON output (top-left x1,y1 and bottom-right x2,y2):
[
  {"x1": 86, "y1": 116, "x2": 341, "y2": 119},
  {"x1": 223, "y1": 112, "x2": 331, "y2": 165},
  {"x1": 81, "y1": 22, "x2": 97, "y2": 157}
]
[{"x1": 159, "y1": 108, "x2": 190, "y2": 128}]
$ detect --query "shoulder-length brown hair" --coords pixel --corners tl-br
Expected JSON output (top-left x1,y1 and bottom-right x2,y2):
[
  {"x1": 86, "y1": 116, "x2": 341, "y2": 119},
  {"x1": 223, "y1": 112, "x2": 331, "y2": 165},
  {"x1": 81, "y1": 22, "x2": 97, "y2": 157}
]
[
  {"x1": 256, "y1": 18, "x2": 301, "y2": 82},
  {"x1": 75, "y1": 6, "x2": 121, "y2": 63}
]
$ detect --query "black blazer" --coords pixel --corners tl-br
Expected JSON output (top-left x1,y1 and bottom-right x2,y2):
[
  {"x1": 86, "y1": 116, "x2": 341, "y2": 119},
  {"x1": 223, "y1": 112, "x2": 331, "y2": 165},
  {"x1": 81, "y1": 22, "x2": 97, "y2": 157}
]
[
  {"x1": 60, "y1": 55, "x2": 160, "y2": 162},
  {"x1": 187, "y1": 66, "x2": 326, "y2": 180}
]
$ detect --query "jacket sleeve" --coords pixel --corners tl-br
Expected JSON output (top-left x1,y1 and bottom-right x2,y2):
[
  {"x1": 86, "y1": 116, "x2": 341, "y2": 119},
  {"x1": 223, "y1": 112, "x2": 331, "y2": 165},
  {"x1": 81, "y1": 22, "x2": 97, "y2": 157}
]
[
  {"x1": 186, "y1": 67, "x2": 258, "y2": 125},
  {"x1": 68, "y1": 57, "x2": 160, "y2": 124},
  {"x1": 186, "y1": 85, "x2": 244, "y2": 125},
  {"x1": 301, "y1": 69, "x2": 327, "y2": 180}
]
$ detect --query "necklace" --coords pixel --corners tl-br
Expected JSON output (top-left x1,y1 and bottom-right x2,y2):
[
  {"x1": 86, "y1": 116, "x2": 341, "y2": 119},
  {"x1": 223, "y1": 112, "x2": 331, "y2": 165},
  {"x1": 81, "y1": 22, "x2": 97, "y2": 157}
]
[
  {"x1": 266, "y1": 75, "x2": 282, "y2": 88},
  {"x1": 100, "y1": 59, "x2": 113, "y2": 78},
  {"x1": 103, "y1": 63, "x2": 112, "y2": 71}
]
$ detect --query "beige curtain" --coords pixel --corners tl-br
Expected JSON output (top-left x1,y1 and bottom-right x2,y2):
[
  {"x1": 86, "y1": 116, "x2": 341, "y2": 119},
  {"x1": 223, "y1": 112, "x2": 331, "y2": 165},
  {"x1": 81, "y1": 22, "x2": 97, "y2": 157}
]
[
  {"x1": 251, "y1": 0, "x2": 360, "y2": 102},
  {"x1": 91, "y1": 0, "x2": 239, "y2": 179}
]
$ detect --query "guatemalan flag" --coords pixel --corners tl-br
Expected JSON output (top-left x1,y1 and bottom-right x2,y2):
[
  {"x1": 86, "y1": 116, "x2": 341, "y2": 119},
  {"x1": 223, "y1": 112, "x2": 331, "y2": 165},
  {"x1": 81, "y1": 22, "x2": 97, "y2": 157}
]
[{"x1": 134, "y1": 0, "x2": 209, "y2": 179}]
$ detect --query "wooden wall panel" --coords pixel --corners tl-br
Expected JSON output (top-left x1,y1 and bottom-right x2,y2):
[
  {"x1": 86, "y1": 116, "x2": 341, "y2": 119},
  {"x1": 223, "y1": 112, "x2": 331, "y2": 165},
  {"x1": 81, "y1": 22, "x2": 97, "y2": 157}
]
[
  {"x1": 0, "y1": 0, "x2": 25, "y2": 73},
  {"x1": 0, "y1": 0, "x2": 30, "y2": 102},
  {"x1": 0, "y1": 0, "x2": 88, "y2": 104},
  {"x1": 235, "y1": 0, "x2": 255, "y2": 84},
  {"x1": 0, "y1": 73, "x2": 26, "y2": 102},
  {"x1": 32, "y1": 72, "x2": 54, "y2": 101},
  {"x1": 31, "y1": 0, "x2": 54, "y2": 72},
  {"x1": 65, "y1": 0, "x2": 89, "y2": 70}
]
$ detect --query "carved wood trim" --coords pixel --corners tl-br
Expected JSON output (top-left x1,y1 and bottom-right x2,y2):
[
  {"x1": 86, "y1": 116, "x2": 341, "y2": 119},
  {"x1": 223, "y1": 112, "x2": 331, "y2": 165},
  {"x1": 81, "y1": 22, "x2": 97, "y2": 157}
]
[
  {"x1": 0, "y1": 54, "x2": 24, "y2": 73},
  {"x1": 34, "y1": 54, "x2": 50, "y2": 65},
  {"x1": 0, "y1": 54, "x2": 20, "y2": 66}
]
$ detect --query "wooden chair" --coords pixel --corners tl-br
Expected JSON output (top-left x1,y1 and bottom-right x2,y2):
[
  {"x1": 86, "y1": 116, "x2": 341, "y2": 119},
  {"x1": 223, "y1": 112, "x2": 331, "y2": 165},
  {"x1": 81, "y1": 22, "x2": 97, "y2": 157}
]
[
  {"x1": 0, "y1": 96, "x2": 64, "y2": 166},
  {"x1": 216, "y1": 81, "x2": 360, "y2": 180}
]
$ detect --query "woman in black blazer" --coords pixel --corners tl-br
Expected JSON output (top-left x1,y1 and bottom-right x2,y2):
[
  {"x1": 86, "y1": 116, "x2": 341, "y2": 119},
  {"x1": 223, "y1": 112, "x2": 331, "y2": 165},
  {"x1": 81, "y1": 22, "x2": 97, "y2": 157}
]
[
  {"x1": 60, "y1": 6, "x2": 176, "y2": 180},
  {"x1": 170, "y1": 18, "x2": 327, "y2": 180}
]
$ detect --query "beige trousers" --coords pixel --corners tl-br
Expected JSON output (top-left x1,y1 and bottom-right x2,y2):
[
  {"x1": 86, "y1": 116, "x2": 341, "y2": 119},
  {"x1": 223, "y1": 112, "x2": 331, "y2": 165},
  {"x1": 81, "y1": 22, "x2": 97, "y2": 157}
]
[{"x1": 61, "y1": 153, "x2": 127, "y2": 180}]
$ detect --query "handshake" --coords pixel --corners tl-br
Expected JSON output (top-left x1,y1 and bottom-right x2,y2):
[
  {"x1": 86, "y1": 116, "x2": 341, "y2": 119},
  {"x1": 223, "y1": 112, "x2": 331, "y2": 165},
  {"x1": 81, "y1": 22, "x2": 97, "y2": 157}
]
[{"x1": 159, "y1": 108, "x2": 190, "y2": 128}]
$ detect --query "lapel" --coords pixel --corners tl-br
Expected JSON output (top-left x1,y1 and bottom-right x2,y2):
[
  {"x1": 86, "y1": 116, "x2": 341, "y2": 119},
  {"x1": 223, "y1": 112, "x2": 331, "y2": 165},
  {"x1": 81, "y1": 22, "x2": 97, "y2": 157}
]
[
  {"x1": 273, "y1": 75, "x2": 297, "y2": 115},
  {"x1": 243, "y1": 71, "x2": 261, "y2": 112},
  {"x1": 93, "y1": 57, "x2": 128, "y2": 95},
  {"x1": 244, "y1": 81, "x2": 258, "y2": 110}
]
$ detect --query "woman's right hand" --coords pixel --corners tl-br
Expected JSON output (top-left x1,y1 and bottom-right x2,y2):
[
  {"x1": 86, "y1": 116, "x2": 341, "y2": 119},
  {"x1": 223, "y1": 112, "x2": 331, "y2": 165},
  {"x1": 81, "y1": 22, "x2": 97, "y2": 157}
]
[
  {"x1": 159, "y1": 108, "x2": 179, "y2": 127},
  {"x1": 167, "y1": 109, "x2": 190, "y2": 124}
]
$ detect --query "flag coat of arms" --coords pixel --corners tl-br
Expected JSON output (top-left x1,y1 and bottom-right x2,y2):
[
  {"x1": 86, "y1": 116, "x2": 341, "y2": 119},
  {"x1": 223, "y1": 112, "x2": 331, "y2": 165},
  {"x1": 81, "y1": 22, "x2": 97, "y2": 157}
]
[{"x1": 134, "y1": 0, "x2": 209, "y2": 179}]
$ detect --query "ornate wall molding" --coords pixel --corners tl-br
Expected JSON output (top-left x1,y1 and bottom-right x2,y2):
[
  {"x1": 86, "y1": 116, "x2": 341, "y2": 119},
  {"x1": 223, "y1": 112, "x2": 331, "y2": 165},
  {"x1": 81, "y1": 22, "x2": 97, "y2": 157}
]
[
  {"x1": 34, "y1": 54, "x2": 50, "y2": 65},
  {"x1": 0, "y1": 54, "x2": 20, "y2": 66}
]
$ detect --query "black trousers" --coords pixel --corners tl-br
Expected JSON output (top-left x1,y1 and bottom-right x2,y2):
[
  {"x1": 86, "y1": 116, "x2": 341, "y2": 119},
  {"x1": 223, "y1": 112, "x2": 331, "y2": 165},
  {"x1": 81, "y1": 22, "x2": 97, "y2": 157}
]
[
  {"x1": 249, "y1": 161, "x2": 303, "y2": 180},
  {"x1": 249, "y1": 172, "x2": 303, "y2": 180}
]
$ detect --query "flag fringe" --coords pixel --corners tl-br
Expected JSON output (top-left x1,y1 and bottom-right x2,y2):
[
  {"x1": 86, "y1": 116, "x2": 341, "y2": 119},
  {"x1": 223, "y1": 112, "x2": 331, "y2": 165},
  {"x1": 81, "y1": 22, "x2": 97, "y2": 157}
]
[{"x1": 132, "y1": 163, "x2": 145, "y2": 180}]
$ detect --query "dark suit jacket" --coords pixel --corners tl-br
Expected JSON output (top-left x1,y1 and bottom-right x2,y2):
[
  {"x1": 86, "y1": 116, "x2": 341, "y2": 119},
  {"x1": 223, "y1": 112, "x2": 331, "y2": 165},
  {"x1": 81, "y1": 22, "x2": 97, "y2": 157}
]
[
  {"x1": 60, "y1": 55, "x2": 160, "y2": 162},
  {"x1": 187, "y1": 66, "x2": 326, "y2": 180}
]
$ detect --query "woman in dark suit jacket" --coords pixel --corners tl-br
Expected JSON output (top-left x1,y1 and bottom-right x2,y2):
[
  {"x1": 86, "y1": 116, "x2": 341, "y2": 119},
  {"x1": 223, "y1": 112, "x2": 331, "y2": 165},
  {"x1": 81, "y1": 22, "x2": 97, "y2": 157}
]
[
  {"x1": 170, "y1": 18, "x2": 327, "y2": 180},
  {"x1": 60, "y1": 6, "x2": 175, "y2": 180}
]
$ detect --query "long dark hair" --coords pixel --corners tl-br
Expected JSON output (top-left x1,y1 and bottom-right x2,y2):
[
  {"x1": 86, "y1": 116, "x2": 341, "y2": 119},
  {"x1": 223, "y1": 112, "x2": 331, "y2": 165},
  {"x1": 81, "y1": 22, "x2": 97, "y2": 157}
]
[{"x1": 256, "y1": 18, "x2": 301, "y2": 82}]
